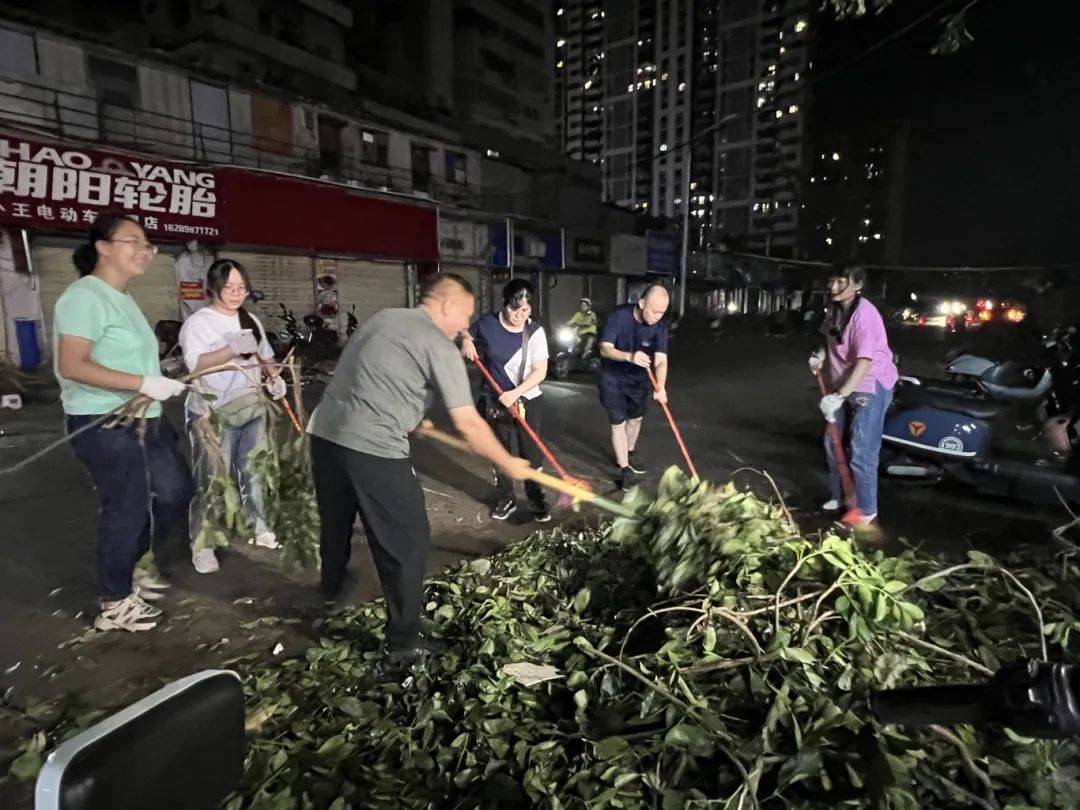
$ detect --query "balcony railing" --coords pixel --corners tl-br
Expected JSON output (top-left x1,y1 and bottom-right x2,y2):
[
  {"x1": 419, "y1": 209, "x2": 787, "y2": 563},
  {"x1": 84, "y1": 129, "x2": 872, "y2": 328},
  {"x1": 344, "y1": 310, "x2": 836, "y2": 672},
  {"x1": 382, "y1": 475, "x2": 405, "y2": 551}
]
[{"x1": 0, "y1": 74, "x2": 476, "y2": 205}]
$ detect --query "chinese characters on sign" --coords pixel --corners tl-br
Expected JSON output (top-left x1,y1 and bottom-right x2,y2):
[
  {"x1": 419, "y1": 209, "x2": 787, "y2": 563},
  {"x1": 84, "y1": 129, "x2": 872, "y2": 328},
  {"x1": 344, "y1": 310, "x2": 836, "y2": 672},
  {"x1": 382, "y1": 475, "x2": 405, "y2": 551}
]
[{"x1": 0, "y1": 135, "x2": 221, "y2": 238}]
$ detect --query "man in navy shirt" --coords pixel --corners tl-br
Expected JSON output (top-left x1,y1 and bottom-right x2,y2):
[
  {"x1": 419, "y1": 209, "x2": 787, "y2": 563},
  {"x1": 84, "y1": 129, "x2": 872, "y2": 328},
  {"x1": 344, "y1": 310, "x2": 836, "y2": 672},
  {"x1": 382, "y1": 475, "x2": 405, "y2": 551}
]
[{"x1": 598, "y1": 284, "x2": 670, "y2": 490}]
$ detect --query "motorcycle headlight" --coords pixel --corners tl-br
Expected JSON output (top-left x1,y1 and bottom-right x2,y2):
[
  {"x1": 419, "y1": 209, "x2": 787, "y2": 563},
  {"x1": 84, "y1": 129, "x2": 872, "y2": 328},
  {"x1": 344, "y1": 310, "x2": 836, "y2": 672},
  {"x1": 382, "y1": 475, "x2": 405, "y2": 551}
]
[{"x1": 557, "y1": 327, "x2": 574, "y2": 346}]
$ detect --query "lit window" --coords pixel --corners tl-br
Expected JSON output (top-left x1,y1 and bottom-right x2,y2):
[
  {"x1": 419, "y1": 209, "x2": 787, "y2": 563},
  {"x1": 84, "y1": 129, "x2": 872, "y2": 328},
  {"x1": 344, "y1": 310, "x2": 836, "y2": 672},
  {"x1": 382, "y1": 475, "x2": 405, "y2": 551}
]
[
  {"x1": 638, "y1": 40, "x2": 643, "y2": 46},
  {"x1": 788, "y1": 104, "x2": 798, "y2": 114},
  {"x1": 775, "y1": 110, "x2": 783, "y2": 119},
  {"x1": 825, "y1": 236, "x2": 833, "y2": 245},
  {"x1": 584, "y1": 80, "x2": 592, "y2": 89},
  {"x1": 794, "y1": 72, "x2": 800, "y2": 81},
  {"x1": 795, "y1": 19, "x2": 808, "y2": 33},
  {"x1": 690, "y1": 181, "x2": 697, "y2": 189},
  {"x1": 557, "y1": 7, "x2": 563, "y2": 15},
  {"x1": 678, "y1": 82, "x2": 686, "y2": 92},
  {"x1": 768, "y1": 64, "x2": 776, "y2": 74},
  {"x1": 863, "y1": 218, "x2": 870, "y2": 225},
  {"x1": 873, "y1": 232, "x2": 882, "y2": 240},
  {"x1": 674, "y1": 197, "x2": 682, "y2": 205},
  {"x1": 661, "y1": 72, "x2": 669, "y2": 81},
  {"x1": 659, "y1": 143, "x2": 668, "y2": 152},
  {"x1": 628, "y1": 83, "x2": 634, "y2": 92},
  {"x1": 486, "y1": 148, "x2": 500, "y2": 158},
  {"x1": 779, "y1": 46, "x2": 786, "y2": 55},
  {"x1": 642, "y1": 201, "x2": 648, "y2": 209},
  {"x1": 832, "y1": 152, "x2": 840, "y2": 161},
  {"x1": 557, "y1": 39, "x2": 566, "y2": 47},
  {"x1": 557, "y1": 60, "x2": 564, "y2": 68},
  {"x1": 757, "y1": 96, "x2": 765, "y2": 108}
]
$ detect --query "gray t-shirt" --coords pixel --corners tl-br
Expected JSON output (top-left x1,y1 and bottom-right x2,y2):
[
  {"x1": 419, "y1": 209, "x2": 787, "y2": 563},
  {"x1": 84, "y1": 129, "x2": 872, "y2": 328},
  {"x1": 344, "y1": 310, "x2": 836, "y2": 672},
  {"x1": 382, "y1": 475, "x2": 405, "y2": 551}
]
[{"x1": 307, "y1": 307, "x2": 473, "y2": 458}]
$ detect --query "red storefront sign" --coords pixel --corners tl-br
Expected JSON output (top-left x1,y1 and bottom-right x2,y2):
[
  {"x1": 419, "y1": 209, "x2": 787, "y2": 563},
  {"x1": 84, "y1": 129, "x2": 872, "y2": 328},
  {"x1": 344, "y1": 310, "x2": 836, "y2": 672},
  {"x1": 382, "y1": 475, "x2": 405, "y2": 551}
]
[
  {"x1": 215, "y1": 167, "x2": 437, "y2": 262},
  {"x1": 0, "y1": 133, "x2": 221, "y2": 238},
  {"x1": 0, "y1": 128, "x2": 437, "y2": 261}
]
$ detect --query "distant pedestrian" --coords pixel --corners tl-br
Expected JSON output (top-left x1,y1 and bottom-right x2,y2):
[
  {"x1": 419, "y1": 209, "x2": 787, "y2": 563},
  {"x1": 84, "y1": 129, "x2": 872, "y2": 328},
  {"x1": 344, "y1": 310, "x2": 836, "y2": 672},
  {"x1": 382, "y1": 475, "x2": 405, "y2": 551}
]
[
  {"x1": 54, "y1": 212, "x2": 192, "y2": 632},
  {"x1": 598, "y1": 284, "x2": 671, "y2": 491},
  {"x1": 809, "y1": 264, "x2": 897, "y2": 525},
  {"x1": 460, "y1": 278, "x2": 551, "y2": 523},
  {"x1": 307, "y1": 274, "x2": 530, "y2": 674},
  {"x1": 180, "y1": 259, "x2": 287, "y2": 574}
]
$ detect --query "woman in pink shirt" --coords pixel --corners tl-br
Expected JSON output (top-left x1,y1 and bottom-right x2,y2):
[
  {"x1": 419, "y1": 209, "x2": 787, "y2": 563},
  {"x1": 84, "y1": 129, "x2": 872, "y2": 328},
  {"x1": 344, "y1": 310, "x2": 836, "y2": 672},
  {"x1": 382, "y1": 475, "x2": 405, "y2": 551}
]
[{"x1": 808, "y1": 265, "x2": 898, "y2": 524}]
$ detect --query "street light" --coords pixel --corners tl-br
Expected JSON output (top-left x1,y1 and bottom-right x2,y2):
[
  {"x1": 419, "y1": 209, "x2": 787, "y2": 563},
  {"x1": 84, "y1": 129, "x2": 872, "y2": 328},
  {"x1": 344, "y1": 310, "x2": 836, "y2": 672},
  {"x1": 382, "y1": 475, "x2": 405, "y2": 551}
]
[{"x1": 651, "y1": 113, "x2": 740, "y2": 317}]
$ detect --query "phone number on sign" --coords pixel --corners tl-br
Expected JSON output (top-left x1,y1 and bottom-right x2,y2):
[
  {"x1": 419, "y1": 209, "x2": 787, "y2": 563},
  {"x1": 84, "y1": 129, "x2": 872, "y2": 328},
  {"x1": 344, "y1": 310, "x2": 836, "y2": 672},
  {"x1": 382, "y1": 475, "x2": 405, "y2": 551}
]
[{"x1": 163, "y1": 223, "x2": 220, "y2": 236}]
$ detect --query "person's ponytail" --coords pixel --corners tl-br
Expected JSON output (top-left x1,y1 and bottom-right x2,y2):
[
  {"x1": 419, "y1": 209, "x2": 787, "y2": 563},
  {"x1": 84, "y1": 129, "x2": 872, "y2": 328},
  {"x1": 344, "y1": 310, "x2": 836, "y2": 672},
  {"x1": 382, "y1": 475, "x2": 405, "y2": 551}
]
[{"x1": 72, "y1": 243, "x2": 98, "y2": 277}]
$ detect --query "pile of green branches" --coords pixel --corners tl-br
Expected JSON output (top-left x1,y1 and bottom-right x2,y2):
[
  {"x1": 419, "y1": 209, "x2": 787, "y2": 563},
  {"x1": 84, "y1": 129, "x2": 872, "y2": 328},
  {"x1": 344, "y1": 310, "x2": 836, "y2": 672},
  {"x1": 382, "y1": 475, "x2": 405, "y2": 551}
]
[{"x1": 222, "y1": 467, "x2": 1079, "y2": 808}]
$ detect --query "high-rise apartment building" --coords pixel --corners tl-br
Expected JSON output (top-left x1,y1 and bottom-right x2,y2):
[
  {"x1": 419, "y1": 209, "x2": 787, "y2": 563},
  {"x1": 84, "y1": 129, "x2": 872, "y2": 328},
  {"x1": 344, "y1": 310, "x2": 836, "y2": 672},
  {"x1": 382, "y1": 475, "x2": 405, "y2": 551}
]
[{"x1": 555, "y1": 0, "x2": 812, "y2": 256}]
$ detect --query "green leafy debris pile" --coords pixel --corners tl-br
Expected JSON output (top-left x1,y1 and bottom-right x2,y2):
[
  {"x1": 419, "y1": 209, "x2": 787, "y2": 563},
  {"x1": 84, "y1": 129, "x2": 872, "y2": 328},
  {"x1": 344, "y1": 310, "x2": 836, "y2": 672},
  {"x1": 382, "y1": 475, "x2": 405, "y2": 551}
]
[
  {"x1": 249, "y1": 425, "x2": 320, "y2": 570},
  {"x1": 6, "y1": 467, "x2": 1080, "y2": 809}
]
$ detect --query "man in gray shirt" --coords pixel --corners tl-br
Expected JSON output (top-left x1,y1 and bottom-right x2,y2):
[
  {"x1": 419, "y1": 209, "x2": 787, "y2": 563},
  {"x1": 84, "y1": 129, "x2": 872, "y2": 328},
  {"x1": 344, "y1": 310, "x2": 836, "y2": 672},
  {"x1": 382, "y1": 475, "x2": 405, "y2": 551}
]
[{"x1": 308, "y1": 274, "x2": 529, "y2": 672}]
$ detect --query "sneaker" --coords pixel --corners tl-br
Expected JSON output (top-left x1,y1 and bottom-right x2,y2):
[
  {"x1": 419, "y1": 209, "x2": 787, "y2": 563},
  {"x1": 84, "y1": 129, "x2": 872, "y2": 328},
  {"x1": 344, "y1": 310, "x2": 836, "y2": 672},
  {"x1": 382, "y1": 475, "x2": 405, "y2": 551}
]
[
  {"x1": 489, "y1": 498, "x2": 517, "y2": 521},
  {"x1": 254, "y1": 531, "x2": 280, "y2": 550},
  {"x1": 532, "y1": 506, "x2": 552, "y2": 523},
  {"x1": 133, "y1": 568, "x2": 170, "y2": 592},
  {"x1": 618, "y1": 467, "x2": 638, "y2": 492},
  {"x1": 130, "y1": 592, "x2": 163, "y2": 619},
  {"x1": 626, "y1": 451, "x2": 646, "y2": 475},
  {"x1": 821, "y1": 499, "x2": 840, "y2": 512},
  {"x1": 94, "y1": 596, "x2": 159, "y2": 632},
  {"x1": 192, "y1": 548, "x2": 220, "y2": 574},
  {"x1": 858, "y1": 513, "x2": 878, "y2": 525}
]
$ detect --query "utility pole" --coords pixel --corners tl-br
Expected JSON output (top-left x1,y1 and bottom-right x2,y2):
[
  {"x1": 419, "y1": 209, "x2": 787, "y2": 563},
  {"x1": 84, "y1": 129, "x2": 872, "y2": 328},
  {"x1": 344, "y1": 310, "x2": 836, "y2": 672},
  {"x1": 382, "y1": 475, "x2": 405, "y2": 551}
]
[{"x1": 656, "y1": 113, "x2": 739, "y2": 319}]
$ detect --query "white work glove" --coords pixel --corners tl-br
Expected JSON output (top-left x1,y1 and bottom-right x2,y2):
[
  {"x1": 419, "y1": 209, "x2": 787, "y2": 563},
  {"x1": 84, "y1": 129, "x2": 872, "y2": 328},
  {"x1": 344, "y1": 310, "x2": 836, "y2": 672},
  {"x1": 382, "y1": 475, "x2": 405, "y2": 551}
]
[
  {"x1": 809, "y1": 349, "x2": 825, "y2": 375},
  {"x1": 819, "y1": 393, "x2": 845, "y2": 422},
  {"x1": 139, "y1": 376, "x2": 187, "y2": 401},
  {"x1": 265, "y1": 376, "x2": 287, "y2": 400},
  {"x1": 226, "y1": 329, "x2": 259, "y2": 357}
]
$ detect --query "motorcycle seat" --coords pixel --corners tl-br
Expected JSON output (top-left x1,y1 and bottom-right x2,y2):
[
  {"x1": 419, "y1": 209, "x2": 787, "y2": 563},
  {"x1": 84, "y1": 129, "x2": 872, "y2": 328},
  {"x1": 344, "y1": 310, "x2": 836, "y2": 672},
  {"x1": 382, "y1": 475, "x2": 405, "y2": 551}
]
[
  {"x1": 899, "y1": 385, "x2": 1011, "y2": 420},
  {"x1": 980, "y1": 360, "x2": 1041, "y2": 389},
  {"x1": 912, "y1": 377, "x2": 980, "y2": 398}
]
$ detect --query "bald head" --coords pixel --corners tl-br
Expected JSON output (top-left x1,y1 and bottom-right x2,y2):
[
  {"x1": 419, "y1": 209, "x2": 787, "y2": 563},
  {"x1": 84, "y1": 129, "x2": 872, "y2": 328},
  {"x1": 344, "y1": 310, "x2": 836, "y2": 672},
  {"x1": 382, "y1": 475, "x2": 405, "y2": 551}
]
[
  {"x1": 420, "y1": 273, "x2": 474, "y2": 303},
  {"x1": 638, "y1": 284, "x2": 670, "y2": 326}
]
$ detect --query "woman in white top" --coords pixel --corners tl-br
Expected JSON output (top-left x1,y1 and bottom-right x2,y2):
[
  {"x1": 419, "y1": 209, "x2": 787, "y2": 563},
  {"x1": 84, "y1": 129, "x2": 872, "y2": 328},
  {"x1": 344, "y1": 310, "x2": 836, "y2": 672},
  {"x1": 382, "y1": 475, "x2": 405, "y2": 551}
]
[{"x1": 179, "y1": 258, "x2": 285, "y2": 573}]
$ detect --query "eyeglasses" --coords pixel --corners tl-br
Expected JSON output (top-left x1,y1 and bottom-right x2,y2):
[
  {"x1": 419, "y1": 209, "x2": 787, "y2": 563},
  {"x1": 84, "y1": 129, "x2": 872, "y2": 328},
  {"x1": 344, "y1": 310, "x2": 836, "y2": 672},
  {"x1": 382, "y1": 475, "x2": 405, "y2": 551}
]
[{"x1": 109, "y1": 238, "x2": 159, "y2": 256}]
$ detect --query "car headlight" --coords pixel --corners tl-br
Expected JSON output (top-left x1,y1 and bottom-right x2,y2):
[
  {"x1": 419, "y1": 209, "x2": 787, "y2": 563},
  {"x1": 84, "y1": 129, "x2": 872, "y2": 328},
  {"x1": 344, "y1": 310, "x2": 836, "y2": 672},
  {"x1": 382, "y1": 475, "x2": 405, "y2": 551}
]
[
  {"x1": 557, "y1": 327, "x2": 575, "y2": 346},
  {"x1": 937, "y1": 301, "x2": 951, "y2": 315}
]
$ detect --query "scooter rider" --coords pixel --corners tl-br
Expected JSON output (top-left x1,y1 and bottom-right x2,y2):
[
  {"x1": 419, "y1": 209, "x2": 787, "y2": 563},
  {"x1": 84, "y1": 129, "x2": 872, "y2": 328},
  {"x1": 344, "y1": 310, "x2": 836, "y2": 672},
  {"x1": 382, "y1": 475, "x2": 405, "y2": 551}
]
[
  {"x1": 599, "y1": 284, "x2": 670, "y2": 491},
  {"x1": 460, "y1": 279, "x2": 552, "y2": 523},
  {"x1": 809, "y1": 265, "x2": 898, "y2": 525},
  {"x1": 567, "y1": 298, "x2": 598, "y2": 358}
]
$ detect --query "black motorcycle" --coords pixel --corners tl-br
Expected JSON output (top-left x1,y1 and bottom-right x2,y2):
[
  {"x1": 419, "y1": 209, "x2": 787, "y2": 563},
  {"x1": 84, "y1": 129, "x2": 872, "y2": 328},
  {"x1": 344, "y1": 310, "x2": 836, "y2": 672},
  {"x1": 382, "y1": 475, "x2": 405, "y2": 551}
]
[{"x1": 551, "y1": 325, "x2": 600, "y2": 379}]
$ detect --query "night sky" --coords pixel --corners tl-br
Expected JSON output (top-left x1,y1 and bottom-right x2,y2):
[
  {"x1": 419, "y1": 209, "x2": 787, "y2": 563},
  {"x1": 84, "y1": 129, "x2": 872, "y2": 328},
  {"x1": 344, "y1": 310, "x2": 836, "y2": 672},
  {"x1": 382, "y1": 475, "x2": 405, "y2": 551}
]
[{"x1": 816, "y1": 0, "x2": 1080, "y2": 267}]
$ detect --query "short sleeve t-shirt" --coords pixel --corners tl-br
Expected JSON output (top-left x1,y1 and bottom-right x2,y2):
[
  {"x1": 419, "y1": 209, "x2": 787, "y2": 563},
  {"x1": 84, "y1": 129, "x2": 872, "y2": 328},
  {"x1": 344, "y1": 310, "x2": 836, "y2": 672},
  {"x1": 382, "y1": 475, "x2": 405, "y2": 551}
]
[
  {"x1": 307, "y1": 308, "x2": 473, "y2": 458},
  {"x1": 826, "y1": 297, "x2": 899, "y2": 393},
  {"x1": 53, "y1": 274, "x2": 162, "y2": 417},
  {"x1": 178, "y1": 307, "x2": 275, "y2": 415},
  {"x1": 599, "y1": 303, "x2": 669, "y2": 388},
  {"x1": 469, "y1": 313, "x2": 548, "y2": 401}
]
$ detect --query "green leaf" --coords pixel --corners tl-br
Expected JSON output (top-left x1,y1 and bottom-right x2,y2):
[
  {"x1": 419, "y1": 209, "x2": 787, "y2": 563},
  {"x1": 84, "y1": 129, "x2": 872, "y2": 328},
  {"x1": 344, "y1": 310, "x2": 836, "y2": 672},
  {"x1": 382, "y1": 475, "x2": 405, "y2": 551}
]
[
  {"x1": 779, "y1": 647, "x2": 814, "y2": 665},
  {"x1": 594, "y1": 736, "x2": 631, "y2": 760},
  {"x1": 573, "y1": 587, "x2": 591, "y2": 614},
  {"x1": 573, "y1": 689, "x2": 588, "y2": 710}
]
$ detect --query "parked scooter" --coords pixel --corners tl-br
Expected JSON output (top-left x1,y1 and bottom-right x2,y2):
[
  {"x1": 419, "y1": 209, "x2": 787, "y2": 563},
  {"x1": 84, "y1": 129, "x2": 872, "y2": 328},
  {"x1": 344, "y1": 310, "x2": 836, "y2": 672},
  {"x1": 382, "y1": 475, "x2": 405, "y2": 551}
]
[
  {"x1": 881, "y1": 374, "x2": 1080, "y2": 506},
  {"x1": 154, "y1": 318, "x2": 185, "y2": 379},
  {"x1": 551, "y1": 325, "x2": 600, "y2": 379},
  {"x1": 273, "y1": 303, "x2": 339, "y2": 383}
]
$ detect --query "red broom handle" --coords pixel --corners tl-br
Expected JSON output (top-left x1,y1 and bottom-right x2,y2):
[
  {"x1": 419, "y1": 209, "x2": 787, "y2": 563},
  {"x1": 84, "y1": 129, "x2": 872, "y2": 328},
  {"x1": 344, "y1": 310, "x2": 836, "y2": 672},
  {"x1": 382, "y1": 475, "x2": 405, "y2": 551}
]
[
  {"x1": 471, "y1": 356, "x2": 573, "y2": 481},
  {"x1": 645, "y1": 367, "x2": 698, "y2": 479},
  {"x1": 815, "y1": 370, "x2": 859, "y2": 514}
]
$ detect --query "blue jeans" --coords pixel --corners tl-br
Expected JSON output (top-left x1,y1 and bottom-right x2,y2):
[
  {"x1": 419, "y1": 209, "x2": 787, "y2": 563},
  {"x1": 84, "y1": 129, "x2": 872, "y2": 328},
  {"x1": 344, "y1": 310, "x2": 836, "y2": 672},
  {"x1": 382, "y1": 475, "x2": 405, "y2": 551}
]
[
  {"x1": 824, "y1": 382, "x2": 893, "y2": 516},
  {"x1": 187, "y1": 412, "x2": 270, "y2": 541},
  {"x1": 67, "y1": 416, "x2": 193, "y2": 601}
]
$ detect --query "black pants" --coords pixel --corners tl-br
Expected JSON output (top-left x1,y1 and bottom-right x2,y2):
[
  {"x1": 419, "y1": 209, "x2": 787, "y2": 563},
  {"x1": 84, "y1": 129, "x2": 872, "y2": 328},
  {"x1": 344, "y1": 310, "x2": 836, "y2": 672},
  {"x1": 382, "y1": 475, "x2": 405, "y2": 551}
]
[
  {"x1": 488, "y1": 395, "x2": 547, "y2": 511},
  {"x1": 311, "y1": 435, "x2": 430, "y2": 650},
  {"x1": 67, "y1": 416, "x2": 193, "y2": 601}
]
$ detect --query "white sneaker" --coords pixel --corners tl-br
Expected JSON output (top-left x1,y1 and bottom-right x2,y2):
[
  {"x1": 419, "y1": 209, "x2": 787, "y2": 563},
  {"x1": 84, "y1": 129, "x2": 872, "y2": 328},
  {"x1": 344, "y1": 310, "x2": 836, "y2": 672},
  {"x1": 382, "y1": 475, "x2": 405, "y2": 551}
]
[
  {"x1": 822, "y1": 499, "x2": 840, "y2": 512},
  {"x1": 130, "y1": 592, "x2": 163, "y2": 618},
  {"x1": 858, "y1": 513, "x2": 878, "y2": 525},
  {"x1": 254, "y1": 531, "x2": 280, "y2": 550},
  {"x1": 133, "y1": 568, "x2": 171, "y2": 591},
  {"x1": 94, "y1": 596, "x2": 159, "y2": 632},
  {"x1": 192, "y1": 548, "x2": 220, "y2": 574}
]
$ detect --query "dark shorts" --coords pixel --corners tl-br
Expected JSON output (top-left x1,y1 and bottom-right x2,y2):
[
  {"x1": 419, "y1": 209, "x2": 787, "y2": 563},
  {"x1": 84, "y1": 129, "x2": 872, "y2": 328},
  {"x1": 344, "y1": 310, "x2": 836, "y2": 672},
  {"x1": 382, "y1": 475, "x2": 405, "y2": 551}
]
[{"x1": 599, "y1": 378, "x2": 650, "y2": 425}]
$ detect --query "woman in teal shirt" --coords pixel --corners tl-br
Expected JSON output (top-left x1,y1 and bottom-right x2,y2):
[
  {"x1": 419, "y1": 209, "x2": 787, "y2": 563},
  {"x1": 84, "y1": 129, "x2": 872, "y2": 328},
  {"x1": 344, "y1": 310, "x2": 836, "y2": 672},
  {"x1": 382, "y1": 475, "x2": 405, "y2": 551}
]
[{"x1": 55, "y1": 212, "x2": 193, "y2": 633}]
